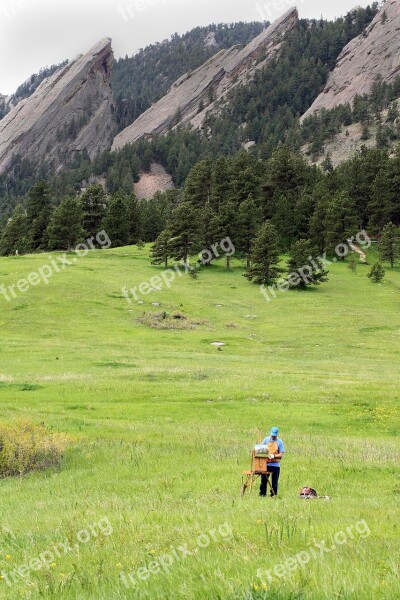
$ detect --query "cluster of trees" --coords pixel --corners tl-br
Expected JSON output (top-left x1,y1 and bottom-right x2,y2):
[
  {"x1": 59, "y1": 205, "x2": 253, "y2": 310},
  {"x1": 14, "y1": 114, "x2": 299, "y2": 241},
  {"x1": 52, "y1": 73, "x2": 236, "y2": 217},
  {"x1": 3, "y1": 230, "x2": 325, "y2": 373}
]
[
  {"x1": 302, "y1": 75, "x2": 400, "y2": 159},
  {"x1": 149, "y1": 145, "x2": 400, "y2": 282},
  {"x1": 112, "y1": 22, "x2": 265, "y2": 132},
  {"x1": 0, "y1": 181, "x2": 179, "y2": 256},
  {"x1": 1, "y1": 145, "x2": 399, "y2": 292}
]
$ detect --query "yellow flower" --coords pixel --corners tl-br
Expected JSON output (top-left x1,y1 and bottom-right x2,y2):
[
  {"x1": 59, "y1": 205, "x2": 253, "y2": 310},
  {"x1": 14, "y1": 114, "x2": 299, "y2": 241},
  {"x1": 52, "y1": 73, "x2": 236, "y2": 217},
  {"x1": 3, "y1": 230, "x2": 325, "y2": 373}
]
[
  {"x1": 257, "y1": 519, "x2": 262, "y2": 525},
  {"x1": 50, "y1": 563, "x2": 56, "y2": 568},
  {"x1": 243, "y1": 556, "x2": 249, "y2": 561},
  {"x1": 262, "y1": 582, "x2": 268, "y2": 590},
  {"x1": 116, "y1": 563, "x2": 123, "y2": 569},
  {"x1": 5, "y1": 555, "x2": 11, "y2": 561},
  {"x1": 253, "y1": 583, "x2": 259, "y2": 591},
  {"x1": 149, "y1": 549, "x2": 156, "y2": 555}
]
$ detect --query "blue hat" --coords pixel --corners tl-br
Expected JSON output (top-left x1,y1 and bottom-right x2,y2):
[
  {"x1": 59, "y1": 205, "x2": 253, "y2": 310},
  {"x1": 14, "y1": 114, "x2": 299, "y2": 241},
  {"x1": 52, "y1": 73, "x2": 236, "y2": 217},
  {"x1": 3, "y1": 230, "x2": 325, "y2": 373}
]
[{"x1": 270, "y1": 427, "x2": 279, "y2": 436}]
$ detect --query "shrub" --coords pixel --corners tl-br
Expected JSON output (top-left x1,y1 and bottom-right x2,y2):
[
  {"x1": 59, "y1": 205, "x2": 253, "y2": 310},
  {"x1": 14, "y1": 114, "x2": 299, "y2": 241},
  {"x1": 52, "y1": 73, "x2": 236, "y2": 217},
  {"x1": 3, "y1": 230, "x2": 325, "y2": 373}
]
[
  {"x1": 0, "y1": 420, "x2": 68, "y2": 478},
  {"x1": 368, "y1": 262, "x2": 385, "y2": 283}
]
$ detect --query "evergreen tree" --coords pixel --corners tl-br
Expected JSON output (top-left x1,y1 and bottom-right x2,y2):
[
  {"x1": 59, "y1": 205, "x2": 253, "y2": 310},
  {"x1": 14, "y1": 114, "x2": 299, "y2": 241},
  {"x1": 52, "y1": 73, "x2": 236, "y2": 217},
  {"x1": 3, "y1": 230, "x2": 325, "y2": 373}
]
[
  {"x1": 348, "y1": 254, "x2": 357, "y2": 273},
  {"x1": 126, "y1": 193, "x2": 141, "y2": 244},
  {"x1": 287, "y1": 239, "x2": 329, "y2": 289},
  {"x1": 245, "y1": 221, "x2": 283, "y2": 285},
  {"x1": 183, "y1": 158, "x2": 213, "y2": 208},
  {"x1": 47, "y1": 197, "x2": 84, "y2": 251},
  {"x1": 167, "y1": 201, "x2": 200, "y2": 267},
  {"x1": 102, "y1": 191, "x2": 130, "y2": 247},
  {"x1": 324, "y1": 191, "x2": 359, "y2": 256},
  {"x1": 379, "y1": 222, "x2": 400, "y2": 268},
  {"x1": 0, "y1": 205, "x2": 31, "y2": 256},
  {"x1": 27, "y1": 180, "x2": 52, "y2": 250},
  {"x1": 212, "y1": 200, "x2": 238, "y2": 271},
  {"x1": 237, "y1": 194, "x2": 262, "y2": 270},
  {"x1": 210, "y1": 157, "x2": 231, "y2": 212},
  {"x1": 199, "y1": 202, "x2": 217, "y2": 264},
  {"x1": 150, "y1": 230, "x2": 171, "y2": 268},
  {"x1": 368, "y1": 261, "x2": 385, "y2": 283},
  {"x1": 81, "y1": 184, "x2": 108, "y2": 240}
]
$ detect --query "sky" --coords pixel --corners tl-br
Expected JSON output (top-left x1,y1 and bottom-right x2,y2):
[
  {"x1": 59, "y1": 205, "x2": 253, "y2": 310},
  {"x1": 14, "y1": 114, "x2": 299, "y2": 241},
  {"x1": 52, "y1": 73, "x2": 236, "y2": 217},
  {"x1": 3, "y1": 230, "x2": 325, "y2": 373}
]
[{"x1": 0, "y1": 0, "x2": 371, "y2": 95}]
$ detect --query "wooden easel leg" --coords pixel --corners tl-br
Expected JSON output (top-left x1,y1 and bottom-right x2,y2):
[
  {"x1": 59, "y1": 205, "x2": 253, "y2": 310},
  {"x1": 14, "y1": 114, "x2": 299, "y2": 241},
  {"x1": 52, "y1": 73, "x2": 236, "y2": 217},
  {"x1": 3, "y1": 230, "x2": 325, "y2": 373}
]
[{"x1": 250, "y1": 474, "x2": 255, "y2": 495}]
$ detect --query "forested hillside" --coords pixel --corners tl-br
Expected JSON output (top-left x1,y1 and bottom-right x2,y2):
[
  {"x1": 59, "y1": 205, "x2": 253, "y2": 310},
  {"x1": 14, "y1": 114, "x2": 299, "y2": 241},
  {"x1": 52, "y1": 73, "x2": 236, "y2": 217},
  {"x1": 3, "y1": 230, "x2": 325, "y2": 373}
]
[{"x1": 112, "y1": 22, "x2": 265, "y2": 131}]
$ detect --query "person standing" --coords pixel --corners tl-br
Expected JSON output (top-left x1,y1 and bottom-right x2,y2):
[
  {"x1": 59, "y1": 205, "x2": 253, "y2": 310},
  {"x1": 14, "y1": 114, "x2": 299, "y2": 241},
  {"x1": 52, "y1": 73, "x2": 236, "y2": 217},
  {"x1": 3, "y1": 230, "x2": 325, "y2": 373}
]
[{"x1": 259, "y1": 426, "x2": 285, "y2": 497}]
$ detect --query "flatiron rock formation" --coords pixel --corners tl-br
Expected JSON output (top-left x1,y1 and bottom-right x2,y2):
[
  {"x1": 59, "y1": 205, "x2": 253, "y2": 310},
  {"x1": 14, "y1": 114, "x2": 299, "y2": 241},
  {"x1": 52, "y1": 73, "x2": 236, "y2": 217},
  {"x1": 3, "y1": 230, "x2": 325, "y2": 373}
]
[
  {"x1": 302, "y1": 0, "x2": 400, "y2": 119},
  {"x1": 0, "y1": 38, "x2": 115, "y2": 174},
  {"x1": 112, "y1": 7, "x2": 298, "y2": 151}
]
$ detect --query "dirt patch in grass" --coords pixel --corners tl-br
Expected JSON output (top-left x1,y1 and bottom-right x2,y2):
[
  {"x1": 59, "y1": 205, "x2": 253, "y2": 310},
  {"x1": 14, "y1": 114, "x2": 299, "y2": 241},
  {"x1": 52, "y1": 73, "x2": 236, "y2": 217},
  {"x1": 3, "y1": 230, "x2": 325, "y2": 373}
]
[{"x1": 137, "y1": 311, "x2": 210, "y2": 330}]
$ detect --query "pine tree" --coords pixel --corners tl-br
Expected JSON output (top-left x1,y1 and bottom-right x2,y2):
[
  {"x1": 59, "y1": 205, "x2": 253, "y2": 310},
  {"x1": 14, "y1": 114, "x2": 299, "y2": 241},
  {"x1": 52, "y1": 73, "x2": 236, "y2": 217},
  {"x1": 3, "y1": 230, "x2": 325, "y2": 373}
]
[
  {"x1": 324, "y1": 191, "x2": 359, "y2": 256},
  {"x1": 81, "y1": 184, "x2": 108, "y2": 240},
  {"x1": 126, "y1": 194, "x2": 141, "y2": 244},
  {"x1": 210, "y1": 157, "x2": 231, "y2": 212},
  {"x1": 150, "y1": 230, "x2": 171, "y2": 268},
  {"x1": 0, "y1": 205, "x2": 31, "y2": 256},
  {"x1": 245, "y1": 221, "x2": 283, "y2": 285},
  {"x1": 27, "y1": 180, "x2": 53, "y2": 250},
  {"x1": 237, "y1": 194, "x2": 262, "y2": 270},
  {"x1": 199, "y1": 202, "x2": 217, "y2": 265},
  {"x1": 47, "y1": 198, "x2": 84, "y2": 251},
  {"x1": 368, "y1": 261, "x2": 385, "y2": 283},
  {"x1": 183, "y1": 158, "x2": 213, "y2": 209},
  {"x1": 348, "y1": 254, "x2": 357, "y2": 273},
  {"x1": 102, "y1": 191, "x2": 130, "y2": 247},
  {"x1": 379, "y1": 222, "x2": 400, "y2": 268},
  {"x1": 287, "y1": 239, "x2": 329, "y2": 289},
  {"x1": 212, "y1": 200, "x2": 237, "y2": 271},
  {"x1": 167, "y1": 202, "x2": 200, "y2": 267}
]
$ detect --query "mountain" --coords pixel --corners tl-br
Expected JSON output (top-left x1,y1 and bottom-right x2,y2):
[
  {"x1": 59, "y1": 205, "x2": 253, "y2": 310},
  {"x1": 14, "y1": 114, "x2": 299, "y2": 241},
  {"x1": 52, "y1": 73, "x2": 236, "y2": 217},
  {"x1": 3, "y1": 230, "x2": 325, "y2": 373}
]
[
  {"x1": 0, "y1": 39, "x2": 115, "y2": 175},
  {"x1": 112, "y1": 22, "x2": 265, "y2": 132},
  {"x1": 112, "y1": 8, "x2": 298, "y2": 151},
  {"x1": 302, "y1": 0, "x2": 400, "y2": 119}
]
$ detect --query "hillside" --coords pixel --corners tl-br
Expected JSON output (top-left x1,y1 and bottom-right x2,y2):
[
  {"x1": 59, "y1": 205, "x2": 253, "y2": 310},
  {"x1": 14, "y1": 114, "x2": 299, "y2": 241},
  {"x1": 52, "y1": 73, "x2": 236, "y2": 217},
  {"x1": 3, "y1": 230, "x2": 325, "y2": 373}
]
[
  {"x1": 0, "y1": 39, "x2": 115, "y2": 175},
  {"x1": 302, "y1": 0, "x2": 400, "y2": 119},
  {"x1": 112, "y1": 22, "x2": 265, "y2": 132},
  {"x1": 113, "y1": 9, "x2": 298, "y2": 150}
]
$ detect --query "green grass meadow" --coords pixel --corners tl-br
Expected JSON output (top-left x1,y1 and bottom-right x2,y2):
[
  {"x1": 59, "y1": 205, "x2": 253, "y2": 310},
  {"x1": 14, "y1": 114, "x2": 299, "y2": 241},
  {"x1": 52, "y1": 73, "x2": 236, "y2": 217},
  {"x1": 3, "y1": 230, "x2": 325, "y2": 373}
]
[{"x1": 0, "y1": 246, "x2": 399, "y2": 599}]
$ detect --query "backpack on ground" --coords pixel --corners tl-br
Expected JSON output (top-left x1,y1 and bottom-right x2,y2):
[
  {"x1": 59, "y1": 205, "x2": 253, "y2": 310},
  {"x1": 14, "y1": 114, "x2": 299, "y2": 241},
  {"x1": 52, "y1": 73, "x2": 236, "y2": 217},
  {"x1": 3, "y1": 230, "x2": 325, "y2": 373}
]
[{"x1": 299, "y1": 486, "x2": 318, "y2": 499}]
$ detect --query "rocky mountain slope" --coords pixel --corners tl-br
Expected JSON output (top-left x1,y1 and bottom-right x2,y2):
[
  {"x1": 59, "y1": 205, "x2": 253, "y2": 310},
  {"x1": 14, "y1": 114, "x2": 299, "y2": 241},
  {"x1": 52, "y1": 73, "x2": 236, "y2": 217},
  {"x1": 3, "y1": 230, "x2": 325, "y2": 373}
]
[
  {"x1": 302, "y1": 0, "x2": 400, "y2": 119},
  {"x1": 0, "y1": 39, "x2": 115, "y2": 175},
  {"x1": 112, "y1": 7, "x2": 298, "y2": 151}
]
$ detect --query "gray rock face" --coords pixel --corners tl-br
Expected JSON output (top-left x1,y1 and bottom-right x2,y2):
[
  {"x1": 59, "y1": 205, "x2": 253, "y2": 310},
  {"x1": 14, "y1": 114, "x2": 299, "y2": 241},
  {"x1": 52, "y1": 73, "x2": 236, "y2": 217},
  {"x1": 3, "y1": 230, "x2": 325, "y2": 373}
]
[
  {"x1": 112, "y1": 8, "x2": 298, "y2": 151},
  {"x1": 302, "y1": 0, "x2": 400, "y2": 120},
  {"x1": 0, "y1": 38, "x2": 115, "y2": 174}
]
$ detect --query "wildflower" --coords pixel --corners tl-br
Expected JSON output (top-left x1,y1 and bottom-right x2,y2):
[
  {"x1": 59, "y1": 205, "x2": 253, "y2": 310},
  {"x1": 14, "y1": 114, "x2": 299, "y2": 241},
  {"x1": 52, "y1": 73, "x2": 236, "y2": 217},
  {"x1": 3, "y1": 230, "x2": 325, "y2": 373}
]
[
  {"x1": 253, "y1": 583, "x2": 259, "y2": 591},
  {"x1": 116, "y1": 562, "x2": 123, "y2": 568},
  {"x1": 262, "y1": 582, "x2": 268, "y2": 590},
  {"x1": 50, "y1": 563, "x2": 57, "y2": 568},
  {"x1": 149, "y1": 549, "x2": 156, "y2": 555},
  {"x1": 243, "y1": 556, "x2": 249, "y2": 561},
  {"x1": 5, "y1": 555, "x2": 11, "y2": 561}
]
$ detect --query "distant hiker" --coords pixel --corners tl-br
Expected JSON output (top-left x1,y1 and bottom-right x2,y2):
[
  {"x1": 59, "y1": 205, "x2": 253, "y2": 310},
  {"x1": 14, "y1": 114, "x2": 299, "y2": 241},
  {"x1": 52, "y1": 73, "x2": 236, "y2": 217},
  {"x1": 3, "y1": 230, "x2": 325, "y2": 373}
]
[
  {"x1": 259, "y1": 426, "x2": 284, "y2": 497},
  {"x1": 15, "y1": 249, "x2": 19, "y2": 256}
]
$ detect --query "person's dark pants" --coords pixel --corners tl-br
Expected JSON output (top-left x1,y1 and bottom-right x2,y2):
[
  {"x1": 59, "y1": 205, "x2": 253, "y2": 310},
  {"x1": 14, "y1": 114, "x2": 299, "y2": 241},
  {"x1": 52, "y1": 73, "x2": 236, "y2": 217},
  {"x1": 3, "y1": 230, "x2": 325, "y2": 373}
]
[{"x1": 259, "y1": 466, "x2": 280, "y2": 497}]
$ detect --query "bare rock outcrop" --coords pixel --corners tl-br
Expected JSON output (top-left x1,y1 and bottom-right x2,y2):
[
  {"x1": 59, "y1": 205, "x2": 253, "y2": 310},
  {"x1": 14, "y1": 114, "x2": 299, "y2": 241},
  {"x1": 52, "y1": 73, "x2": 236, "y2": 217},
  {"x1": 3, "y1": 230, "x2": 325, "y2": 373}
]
[
  {"x1": 302, "y1": 0, "x2": 400, "y2": 119},
  {"x1": 0, "y1": 38, "x2": 115, "y2": 174},
  {"x1": 112, "y1": 8, "x2": 298, "y2": 151}
]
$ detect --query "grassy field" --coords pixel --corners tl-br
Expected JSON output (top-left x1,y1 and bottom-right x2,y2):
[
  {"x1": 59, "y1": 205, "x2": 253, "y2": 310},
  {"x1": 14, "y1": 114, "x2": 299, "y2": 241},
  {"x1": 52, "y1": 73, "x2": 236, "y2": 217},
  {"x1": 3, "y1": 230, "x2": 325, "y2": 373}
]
[{"x1": 0, "y1": 245, "x2": 399, "y2": 599}]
